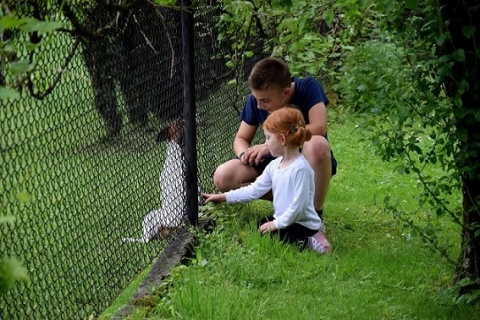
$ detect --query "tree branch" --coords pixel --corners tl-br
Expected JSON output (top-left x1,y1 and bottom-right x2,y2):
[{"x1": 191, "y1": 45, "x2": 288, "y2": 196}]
[
  {"x1": 62, "y1": 3, "x2": 116, "y2": 39},
  {"x1": 27, "y1": 40, "x2": 80, "y2": 100}
]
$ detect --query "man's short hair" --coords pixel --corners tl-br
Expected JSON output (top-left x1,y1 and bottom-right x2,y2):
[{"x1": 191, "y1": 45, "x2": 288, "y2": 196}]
[{"x1": 248, "y1": 57, "x2": 291, "y2": 91}]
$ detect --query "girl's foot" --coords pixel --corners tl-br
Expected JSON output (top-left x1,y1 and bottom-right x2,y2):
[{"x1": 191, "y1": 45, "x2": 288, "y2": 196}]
[{"x1": 308, "y1": 232, "x2": 332, "y2": 254}]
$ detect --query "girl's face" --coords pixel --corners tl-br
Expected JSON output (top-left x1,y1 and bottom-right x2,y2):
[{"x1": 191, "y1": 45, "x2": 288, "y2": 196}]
[{"x1": 264, "y1": 129, "x2": 284, "y2": 157}]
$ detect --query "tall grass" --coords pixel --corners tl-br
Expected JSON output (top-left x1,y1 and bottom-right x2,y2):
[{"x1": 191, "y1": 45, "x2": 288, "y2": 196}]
[{"x1": 112, "y1": 110, "x2": 478, "y2": 319}]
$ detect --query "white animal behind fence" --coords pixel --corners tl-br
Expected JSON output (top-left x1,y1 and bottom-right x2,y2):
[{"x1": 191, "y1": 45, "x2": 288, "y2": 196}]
[{"x1": 123, "y1": 119, "x2": 199, "y2": 243}]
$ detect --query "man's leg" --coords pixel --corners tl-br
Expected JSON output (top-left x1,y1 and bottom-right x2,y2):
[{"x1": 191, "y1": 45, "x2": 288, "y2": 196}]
[
  {"x1": 213, "y1": 159, "x2": 260, "y2": 191},
  {"x1": 302, "y1": 136, "x2": 332, "y2": 212}
]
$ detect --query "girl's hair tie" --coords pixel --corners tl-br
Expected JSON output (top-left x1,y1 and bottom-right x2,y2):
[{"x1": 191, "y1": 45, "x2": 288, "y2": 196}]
[{"x1": 290, "y1": 121, "x2": 303, "y2": 133}]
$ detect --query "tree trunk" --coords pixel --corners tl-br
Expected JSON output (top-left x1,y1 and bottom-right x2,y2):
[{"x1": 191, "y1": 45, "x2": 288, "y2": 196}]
[{"x1": 439, "y1": 0, "x2": 480, "y2": 290}]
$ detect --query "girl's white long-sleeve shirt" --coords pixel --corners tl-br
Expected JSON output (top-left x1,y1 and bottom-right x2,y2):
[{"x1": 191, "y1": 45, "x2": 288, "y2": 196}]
[{"x1": 225, "y1": 154, "x2": 321, "y2": 231}]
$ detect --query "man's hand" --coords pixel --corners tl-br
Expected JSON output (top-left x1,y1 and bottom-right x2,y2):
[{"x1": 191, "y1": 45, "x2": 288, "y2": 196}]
[
  {"x1": 259, "y1": 221, "x2": 277, "y2": 235},
  {"x1": 241, "y1": 144, "x2": 270, "y2": 165}
]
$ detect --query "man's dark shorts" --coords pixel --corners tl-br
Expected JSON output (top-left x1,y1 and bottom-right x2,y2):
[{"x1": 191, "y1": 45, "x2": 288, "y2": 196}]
[{"x1": 240, "y1": 150, "x2": 337, "y2": 176}]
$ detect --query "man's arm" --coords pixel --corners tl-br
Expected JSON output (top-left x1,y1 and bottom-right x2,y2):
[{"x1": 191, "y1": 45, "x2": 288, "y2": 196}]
[
  {"x1": 233, "y1": 121, "x2": 257, "y2": 157},
  {"x1": 234, "y1": 121, "x2": 270, "y2": 165},
  {"x1": 307, "y1": 102, "x2": 328, "y2": 137}
]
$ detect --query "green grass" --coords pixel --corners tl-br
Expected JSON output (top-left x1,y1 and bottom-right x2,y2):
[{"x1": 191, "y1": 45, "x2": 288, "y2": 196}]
[
  {"x1": 113, "y1": 110, "x2": 478, "y2": 319},
  {"x1": 100, "y1": 262, "x2": 155, "y2": 319}
]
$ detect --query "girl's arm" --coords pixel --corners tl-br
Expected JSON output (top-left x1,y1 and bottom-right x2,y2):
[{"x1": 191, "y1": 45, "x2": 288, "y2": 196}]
[
  {"x1": 202, "y1": 193, "x2": 226, "y2": 204},
  {"x1": 225, "y1": 163, "x2": 274, "y2": 203},
  {"x1": 203, "y1": 164, "x2": 274, "y2": 205}
]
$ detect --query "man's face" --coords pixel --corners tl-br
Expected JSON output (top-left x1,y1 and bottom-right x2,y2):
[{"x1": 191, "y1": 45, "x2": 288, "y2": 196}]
[{"x1": 252, "y1": 87, "x2": 289, "y2": 113}]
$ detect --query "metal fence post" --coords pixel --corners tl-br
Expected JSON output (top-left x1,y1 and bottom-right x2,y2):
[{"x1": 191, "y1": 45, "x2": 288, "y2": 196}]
[{"x1": 181, "y1": 0, "x2": 198, "y2": 226}]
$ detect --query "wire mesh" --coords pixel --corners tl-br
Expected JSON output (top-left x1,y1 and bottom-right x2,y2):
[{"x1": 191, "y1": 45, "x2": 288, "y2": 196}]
[{"x1": 0, "y1": 1, "x2": 266, "y2": 319}]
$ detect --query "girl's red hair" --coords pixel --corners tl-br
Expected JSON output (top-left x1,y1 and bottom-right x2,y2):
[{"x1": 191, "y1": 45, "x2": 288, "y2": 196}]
[{"x1": 263, "y1": 106, "x2": 312, "y2": 148}]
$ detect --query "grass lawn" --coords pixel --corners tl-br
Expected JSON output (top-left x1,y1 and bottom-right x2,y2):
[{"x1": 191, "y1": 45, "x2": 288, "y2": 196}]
[{"x1": 101, "y1": 110, "x2": 479, "y2": 319}]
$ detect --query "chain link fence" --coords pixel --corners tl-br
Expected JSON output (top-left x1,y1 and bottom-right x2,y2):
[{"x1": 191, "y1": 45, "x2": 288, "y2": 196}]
[{"x1": 0, "y1": 1, "x2": 265, "y2": 318}]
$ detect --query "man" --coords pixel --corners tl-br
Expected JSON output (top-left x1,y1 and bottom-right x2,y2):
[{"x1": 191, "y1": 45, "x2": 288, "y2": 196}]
[{"x1": 214, "y1": 57, "x2": 337, "y2": 227}]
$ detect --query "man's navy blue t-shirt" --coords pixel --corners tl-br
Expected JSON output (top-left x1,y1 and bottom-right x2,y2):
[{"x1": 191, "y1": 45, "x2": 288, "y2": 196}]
[{"x1": 240, "y1": 77, "x2": 329, "y2": 127}]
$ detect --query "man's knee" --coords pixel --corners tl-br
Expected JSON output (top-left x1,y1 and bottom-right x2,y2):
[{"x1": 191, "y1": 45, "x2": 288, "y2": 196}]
[
  {"x1": 304, "y1": 136, "x2": 331, "y2": 164},
  {"x1": 214, "y1": 161, "x2": 239, "y2": 191},
  {"x1": 213, "y1": 166, "x2": 228, "y2": 191}
]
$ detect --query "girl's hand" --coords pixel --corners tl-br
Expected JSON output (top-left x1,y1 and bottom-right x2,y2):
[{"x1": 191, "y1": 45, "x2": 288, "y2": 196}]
[
  {"x1": 202, "y1": 192, "x2": 226, "y2": 204},
  {"x1": 242, "y1": 144, "x2": 270, "y2": 165},
  {"x1": 259, "y1": 221, "x2": 277, "y2": 235}
]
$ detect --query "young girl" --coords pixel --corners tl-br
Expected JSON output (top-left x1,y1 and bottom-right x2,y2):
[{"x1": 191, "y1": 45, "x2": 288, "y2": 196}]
[{"x1": 203, "y1": 106, "x2": 332, "y2": 254}]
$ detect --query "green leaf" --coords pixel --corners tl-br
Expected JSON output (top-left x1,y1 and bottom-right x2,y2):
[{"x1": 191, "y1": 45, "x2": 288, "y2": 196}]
[
  {"x1": 2, "y1": 43, "x2": 17, "y2": 54},
  {"x1": 9, "y1": 60, "x2": 35, "y2": 74},
  {"x1": 462, "y1": 26, "x2": 475, "y2": 39},
  {"x1": 404, "y1": 0, "x2": 418, "y2": 10},
  {"x1": 16, "y1": 191, "x2": 31, "y2": 205},
  {"x1": 0, "y1": 16, "x2": 27, "y2": 32},
  {"x1": 281, "y1": 34, "x2": 293, "y2": 44},
  {"x1": 4, "y1": 258, "x2": 28, "y2": 281},
  {"x1": 0, "y1": 86, "x2": 20, "y2": 100},
  {"x1": 474, "y1": 228, "x2": 480, "y2": 238},
  {"x1": 36, "y1": 21, "x2": 65, "y2": 35},
  {"x1": 196, "y1": 249, "x2": 202, "y2": 263},
  {"x1": 395, "y1": 165, "x2": 407, "y2": 174},
  {"x1": 0, "y1": 257, "x2": 29, "y2": 295},
  {"x1": 25, "y1": 42, "x2": 41, "y2": 51},
  {"x1": 323, "y1": 9, "x2": 334, "y2": 26},
  {"x1": 452, "y1": 49, "x2": 465, "y2": 62},
  {"x1": 20, "y1": 18, "x2": 64, "y2": 35},
  {"x1": 152, "y1": 0, "x2": 177, "y2": 5},
  {"x1": 0, "y1": 216, "x2": 15, "y2": 224},
  {"x1": 436, "y1": 32, "x2": 450, "y2": 46}
]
